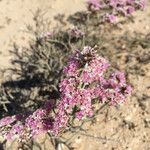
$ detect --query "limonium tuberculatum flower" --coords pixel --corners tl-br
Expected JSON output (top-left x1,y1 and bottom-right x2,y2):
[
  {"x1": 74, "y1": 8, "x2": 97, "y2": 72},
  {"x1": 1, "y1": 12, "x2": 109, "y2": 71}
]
[
  {"x1": 69, "y1": 27, "x2": 85, "y2": 38},
  {"x1": 0, "y1": 46, "x2": 132, "y2": 140},
  {"x1": 0, "y1": 101, "x2": 54, "y2": 141},
  {"x1": 105, "y1": 14, "x2": 118, "y2": 24},
  {"x1": 87, "y1": 0, "x2": 146, "y2": 23},
  {"x1": 87, "y1": 0, "x2": 105, "y2": 11},
  {"x1": 52, "y1": 46, "x2": 132, "y2": 135}
]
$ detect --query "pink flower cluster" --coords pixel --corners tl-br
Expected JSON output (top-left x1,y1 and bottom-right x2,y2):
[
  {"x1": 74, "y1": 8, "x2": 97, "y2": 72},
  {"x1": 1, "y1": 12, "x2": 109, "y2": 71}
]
[
  {"x1": 69, "y1": 27, "x2": 85, "y2": 38},
  {"x1": 52, "y1": 46, "x2": 132, "y2": 135},
  {"x1": 0, "y1": 46, "x2": 132, "y2": 140},
  {"x1": 0, "y1": 101, "x2": 53, "y2": 140},
  {"x1": 87, "y1": 0, "x2": 146, "y2": 23}
]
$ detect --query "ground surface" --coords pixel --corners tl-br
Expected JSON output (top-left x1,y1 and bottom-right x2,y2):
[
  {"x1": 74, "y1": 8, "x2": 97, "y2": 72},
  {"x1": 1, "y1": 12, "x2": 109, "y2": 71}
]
[
  {"x1": 0, "y1": 0, "x2": 86, "y2": 69},
  {"x1": 0, "y1": 0, "x2": 150, "y2": 150}
]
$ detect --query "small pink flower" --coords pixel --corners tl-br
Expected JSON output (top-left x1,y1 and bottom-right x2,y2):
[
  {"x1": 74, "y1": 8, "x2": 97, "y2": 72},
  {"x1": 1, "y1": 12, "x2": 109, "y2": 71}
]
[
  {"x1": 127, "y1": 6, "x2": 135, "y2": 15},
  {"x1": 0, "y1": 116, "x2": 16, "y2": 128},
  {"x1": 69, "y1": 27, "x2": 84, "y2": 38},
  {"x1": 136, "y1": 0, "x2": 146, "y2": 10},
  {"x1": 63, "y1": 60, "x2": 79, "y2": 77},
  {"x1": 87, "y1": 0, "x2": 102, "y2": 11},
  {"x1": 106, "y1": 14, "x2": 118, "y2": 24}
]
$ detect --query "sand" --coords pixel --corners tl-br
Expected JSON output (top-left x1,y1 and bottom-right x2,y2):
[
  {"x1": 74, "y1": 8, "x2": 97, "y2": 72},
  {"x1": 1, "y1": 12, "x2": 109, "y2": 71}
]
[{"x1": 0, "y1": 0, "x2": 86, "y2": 69}]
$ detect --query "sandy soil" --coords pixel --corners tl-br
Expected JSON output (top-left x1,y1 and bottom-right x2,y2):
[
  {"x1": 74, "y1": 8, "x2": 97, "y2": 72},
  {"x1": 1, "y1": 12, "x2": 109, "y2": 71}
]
[
  {"x1": 0, "y1": 0, "x2": 86, "y2": 69},
  {"x1": 0, "y1": 0, "x2": 150, "y2": 150}
]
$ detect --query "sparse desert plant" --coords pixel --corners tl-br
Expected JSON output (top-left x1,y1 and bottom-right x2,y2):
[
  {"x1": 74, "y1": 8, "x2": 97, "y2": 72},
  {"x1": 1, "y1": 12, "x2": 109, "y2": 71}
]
[
  {"x1": 0, "y1": 46, "x2": 132, "y2": 150},
  {"x1": 0, "y1": 1, "x2": 148, "y2": 149}
]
